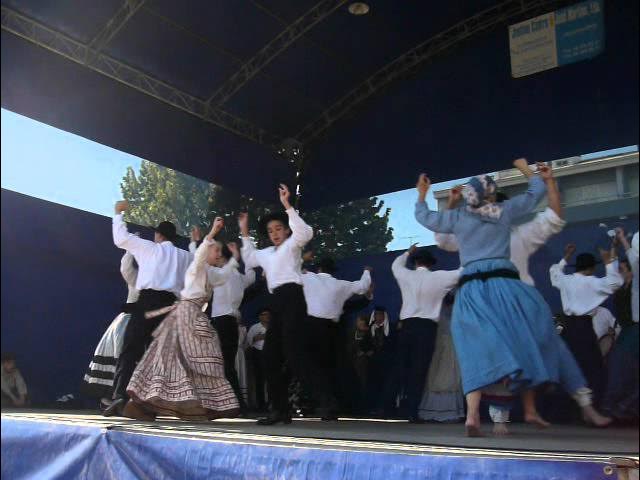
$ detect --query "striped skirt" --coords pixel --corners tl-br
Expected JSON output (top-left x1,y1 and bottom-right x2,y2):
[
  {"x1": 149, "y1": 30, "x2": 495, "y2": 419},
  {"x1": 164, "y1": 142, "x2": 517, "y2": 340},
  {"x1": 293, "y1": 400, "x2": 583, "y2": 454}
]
[
  {"x1": 82, "y1": 312, "x2": 130, "y2": 399},
  {"x1": 127, "y1": 299, "x2": 240, "y2": 420}
]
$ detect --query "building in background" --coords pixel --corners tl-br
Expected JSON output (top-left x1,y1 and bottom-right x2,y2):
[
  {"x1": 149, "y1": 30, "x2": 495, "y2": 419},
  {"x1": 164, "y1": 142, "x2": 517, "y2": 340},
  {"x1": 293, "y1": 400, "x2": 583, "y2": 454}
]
[{"x1": 434, "y1": 150, "x2": 639, "y2": 224}]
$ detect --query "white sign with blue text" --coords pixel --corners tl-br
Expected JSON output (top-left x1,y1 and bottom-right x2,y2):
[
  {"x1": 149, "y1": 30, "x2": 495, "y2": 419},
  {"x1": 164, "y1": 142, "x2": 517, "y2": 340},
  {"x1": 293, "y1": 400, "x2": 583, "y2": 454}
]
[{"x1": 509, "y1": 0, "x2": 604, "y2": 78}]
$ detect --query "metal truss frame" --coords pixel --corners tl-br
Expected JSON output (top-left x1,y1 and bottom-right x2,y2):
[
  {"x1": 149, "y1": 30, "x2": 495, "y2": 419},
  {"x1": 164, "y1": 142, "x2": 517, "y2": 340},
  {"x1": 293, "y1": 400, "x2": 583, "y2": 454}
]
[
  {"x1": 205, "y1": 0, "x2": 347, "y2": 109},
  {"x1": 297, "y1": 0, "x2": 571, "y2": 143},
  {"x1": 1, "y1": 6, "x2": 281, "y2": 146},
  {"x1": 87, "y1": 0, "x2": 147, "y2": 55}
]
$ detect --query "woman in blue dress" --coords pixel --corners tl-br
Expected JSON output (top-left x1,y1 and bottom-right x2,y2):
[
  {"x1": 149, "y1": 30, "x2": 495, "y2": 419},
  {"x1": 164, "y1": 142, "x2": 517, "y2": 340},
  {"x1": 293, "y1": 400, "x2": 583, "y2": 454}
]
[{"x1": 414, "y1": 158, "x2": 611, "y2": 436}]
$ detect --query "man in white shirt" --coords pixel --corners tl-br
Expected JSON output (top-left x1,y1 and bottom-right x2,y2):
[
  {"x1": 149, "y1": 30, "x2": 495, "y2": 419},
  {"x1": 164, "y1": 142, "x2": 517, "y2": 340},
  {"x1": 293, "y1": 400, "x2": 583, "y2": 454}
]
[
  {"x1": 390, "y1": 245, "x2": 460, "y2": 423},
  {"x1": 301, "y1": 257, "x2": 372, "y2": 419},
  {"x1": 247, "y1": 308, "x2": 271, "y2": 412},
  {"x1": 550, "y1": 243, "x2": 624, "y2": 404},
  {"x1": 105, "y1": 200, "x2": 192, "y2": 417}
]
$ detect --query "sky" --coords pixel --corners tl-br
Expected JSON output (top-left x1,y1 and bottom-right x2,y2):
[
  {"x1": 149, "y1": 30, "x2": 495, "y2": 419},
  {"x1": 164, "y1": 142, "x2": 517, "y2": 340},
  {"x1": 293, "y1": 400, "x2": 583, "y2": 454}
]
[{"x1": 1, "y1": 108, "x2": 636, "y2": 251}]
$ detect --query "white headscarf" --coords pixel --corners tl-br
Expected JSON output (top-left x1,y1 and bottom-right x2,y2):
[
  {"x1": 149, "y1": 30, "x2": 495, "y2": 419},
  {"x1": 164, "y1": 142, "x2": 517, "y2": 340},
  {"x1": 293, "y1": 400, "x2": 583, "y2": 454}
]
[{"x1": 369, "y1": 310, "x2": 389, "y2": 337}]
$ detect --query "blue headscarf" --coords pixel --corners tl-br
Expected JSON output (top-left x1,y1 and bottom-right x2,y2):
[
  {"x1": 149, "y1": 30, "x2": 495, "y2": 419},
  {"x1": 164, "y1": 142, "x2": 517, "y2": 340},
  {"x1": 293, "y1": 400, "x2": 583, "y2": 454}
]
[{"x1": 462, "y1": 175, "x2": 503, "y2": 220}]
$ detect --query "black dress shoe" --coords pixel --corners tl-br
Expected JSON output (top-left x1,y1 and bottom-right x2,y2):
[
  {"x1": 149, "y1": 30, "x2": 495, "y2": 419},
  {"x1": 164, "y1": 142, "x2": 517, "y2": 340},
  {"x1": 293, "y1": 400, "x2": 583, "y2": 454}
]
[
  {"x1": 102, "y1": 398, "x2": 126, "y2": 417},
  {"x1": 256, "y1": 412, "x2": 292, "y2": 426},
  {"x1": 408, "y1": 417, "x2": 426, "y2": 424}
]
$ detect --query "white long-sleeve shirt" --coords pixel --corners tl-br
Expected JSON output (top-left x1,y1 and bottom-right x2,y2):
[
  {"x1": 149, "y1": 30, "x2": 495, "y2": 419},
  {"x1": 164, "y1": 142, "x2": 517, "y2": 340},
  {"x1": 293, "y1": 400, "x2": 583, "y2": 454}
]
[
  {"x1": 247, "y1": 322, "x2": 268, "y2": 351},
  {"x1": 209, "y1": 266, "x2": 256, "y2": 319},
  {"x1": 301, "y1": 270, "x2": 371, "y2": 322},
  {"x1": 436, "y1": 207, "x2": 566, "y2": 286},
  {"x1": 241, "y1": 208, "x2": 313, "y2": 293},
  {"x1": 120, "y1": 251, "x2": 140, "y2": 303},
  {"x1": 550, "y1": 258, "x2": 623, "y2": 316},
  {"x1": 180, "y1": 239, "x2": 239, "y2": 300},
  {"x1": 112, "y1": 214, "x2": 191, "y2": 294},
  {"x1": 391, "y1": 252, "x2": 461, "y2": 321}
]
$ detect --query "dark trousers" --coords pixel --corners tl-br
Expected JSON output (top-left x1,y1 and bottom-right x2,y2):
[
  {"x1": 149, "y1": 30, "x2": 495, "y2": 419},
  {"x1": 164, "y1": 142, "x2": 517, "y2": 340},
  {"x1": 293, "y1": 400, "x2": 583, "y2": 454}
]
[
  {"x1": 560, "y1": 315, "x2": 605, "y2": 405},
  {"x1": 305, "y1": 316, "x2": 337, "y2": 411},
  {"x1": 263, "y1": 283, "x2": 309, "y2": 415},
  {"x1": 112, "y1": 289, "x2": 176, "y2": 400},
  {"x1": 385, "y1": 318, "x2": 438, "y2": 419},
  {"x1": 211, "y1": 315, "x2": 245, "y2": 409},
  {"x1": 249, "y1": 347, "x2": 267, "y2": 410}
]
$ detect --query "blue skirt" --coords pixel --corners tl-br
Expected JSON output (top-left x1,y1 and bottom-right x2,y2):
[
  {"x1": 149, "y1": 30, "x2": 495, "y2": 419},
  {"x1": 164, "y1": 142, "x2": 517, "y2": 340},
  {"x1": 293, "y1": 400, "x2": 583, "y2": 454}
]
[{"x1": 452, "y1": 259, "x2": 570, "y2": 395}]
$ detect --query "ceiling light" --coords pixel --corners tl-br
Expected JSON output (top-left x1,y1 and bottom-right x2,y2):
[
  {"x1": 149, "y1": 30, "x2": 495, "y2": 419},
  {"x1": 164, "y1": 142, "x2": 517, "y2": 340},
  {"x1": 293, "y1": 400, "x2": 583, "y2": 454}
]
[{"x1": 348, "y1": 2, "x2": 370, "y2": 16}]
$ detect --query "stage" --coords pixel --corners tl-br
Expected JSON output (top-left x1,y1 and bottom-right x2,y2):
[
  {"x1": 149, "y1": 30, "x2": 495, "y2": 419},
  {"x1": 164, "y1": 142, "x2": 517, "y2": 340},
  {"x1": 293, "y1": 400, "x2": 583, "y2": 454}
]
[{"x1": 1, "y1": 410, "x2": 638, "y2": 479}]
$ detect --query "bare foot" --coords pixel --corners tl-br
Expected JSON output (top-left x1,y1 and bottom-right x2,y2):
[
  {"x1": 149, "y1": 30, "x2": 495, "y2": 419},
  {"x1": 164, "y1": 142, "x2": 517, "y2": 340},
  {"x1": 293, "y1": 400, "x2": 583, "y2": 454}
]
[
  {"x1": 493, "y1": 423, "x2": 510, "y2": 436},
  {"x1": 582, "y1": 405, "x2": 612, "y2": 428},
  {"x1": 465, "y1": 415, "x2": 484, "y2": 437},
  {"x1": 525, "y1": 412, "x2": 551, "y2": 429}
]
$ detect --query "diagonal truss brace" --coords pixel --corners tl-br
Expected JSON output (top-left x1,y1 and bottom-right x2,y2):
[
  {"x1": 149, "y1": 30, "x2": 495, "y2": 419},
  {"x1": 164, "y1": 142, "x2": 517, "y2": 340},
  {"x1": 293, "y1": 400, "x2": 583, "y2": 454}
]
[
  {"x1": 1, "y1": 6, "x2": 282, "y2": 147},
  {"x1": 205, "y1": 0, "x2": 347, "y2": 109},
  {"x1": 87, "y1": 0, "x2": 146, "y2": 55},
  {"x1": 297, "y1": 0, "x2": 571, "y2": 143}
]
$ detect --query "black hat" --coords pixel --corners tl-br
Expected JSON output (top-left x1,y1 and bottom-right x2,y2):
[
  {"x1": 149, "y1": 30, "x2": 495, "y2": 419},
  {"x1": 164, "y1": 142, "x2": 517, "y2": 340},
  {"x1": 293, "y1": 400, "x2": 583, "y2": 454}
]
[
  {"x1": 574, "y1": 253, "x2": 599, "y2": 272},
  {"x1": 258, "y1": 212, "x2": 290, "y2": 237},
  {"x1": 373, "y1": 305, "x2": 386, "y2": 312},
  {"x1": 153, "y1": 221, "x2": 177, "y2": 242},
  {"x1": 318, "y1": 257, "x2": 337, "y2": 275},
  {"x1": 411, "y1": 248, "x2": 436, "y2": 267}
]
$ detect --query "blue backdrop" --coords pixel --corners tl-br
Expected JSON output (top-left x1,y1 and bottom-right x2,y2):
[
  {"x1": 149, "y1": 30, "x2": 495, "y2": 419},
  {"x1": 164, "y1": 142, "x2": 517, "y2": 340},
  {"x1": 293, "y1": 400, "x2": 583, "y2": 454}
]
[{"x1": 1, "y1": 188, "x2": 637, "y2": 404}]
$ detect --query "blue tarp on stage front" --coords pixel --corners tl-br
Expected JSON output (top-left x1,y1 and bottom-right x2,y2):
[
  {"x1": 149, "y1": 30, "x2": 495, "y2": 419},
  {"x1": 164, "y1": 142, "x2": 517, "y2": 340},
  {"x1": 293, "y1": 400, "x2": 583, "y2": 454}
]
[{"x1": 0, "y1": 417, "x2": 612, "y2": 480}]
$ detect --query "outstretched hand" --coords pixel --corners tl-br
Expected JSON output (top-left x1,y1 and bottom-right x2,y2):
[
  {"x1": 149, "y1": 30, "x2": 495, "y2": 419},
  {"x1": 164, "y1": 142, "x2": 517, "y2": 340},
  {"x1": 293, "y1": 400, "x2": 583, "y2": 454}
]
[
  {"x1": 208, "y1": 217, "x2": 224, "y2": 239},
  {"x1": 447, "y1": 186, "x2": 463, "y2": 209},
  {"x1": 564, "y1": 243, "x2": 576, "y2": 260},
  {"x1": 279, "y1": 184, "x2": 292, "y2": 209},
  {"x1": 238, "y1": 212, "x2": 249, "y2": 236},
  {"x1": 115, "y1": 200, "x2": 129, "y2": 214},
  {"x1": 408, "y1": 243, "x2": 419, "y2": 255},
  {"x1": 416, "y1": 174, "x2": 431, "y2": 197},
  {"x1": 191, "y1": 226, "x2": 202, "y2": 243},
  {"x1": 536, "y1": 162, "x2": 553, "y2": 180}
]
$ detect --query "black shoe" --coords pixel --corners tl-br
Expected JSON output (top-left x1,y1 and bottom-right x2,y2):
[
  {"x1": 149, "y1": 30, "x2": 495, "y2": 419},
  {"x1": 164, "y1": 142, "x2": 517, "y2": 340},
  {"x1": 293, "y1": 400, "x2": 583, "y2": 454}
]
[
  {"x1": 102, "y1": 398, "x2": 126, "y2": 417},
  {"x1": 321, "y1": 413, "x2": 339, "y2": 422},
  {"x1": 408, "y1": 417, "x2": 426, "y2": 424},
  {"x1": 256, "y1": 412, "x2": 292, "y2": 426}
]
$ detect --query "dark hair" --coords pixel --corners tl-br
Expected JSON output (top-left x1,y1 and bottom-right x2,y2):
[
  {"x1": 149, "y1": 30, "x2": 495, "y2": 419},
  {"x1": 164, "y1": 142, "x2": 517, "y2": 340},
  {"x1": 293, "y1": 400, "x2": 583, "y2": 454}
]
[
  {"x1": 318, "y1": 257, "x2": 337, "y2": 274},
  {"x1": 575, "y1": 253, "x2": 598, "y2": 272},
  {"x1": 258, "y1": 212, "x2": 290, "y2": 237},
  {"x1": 1, "y1": 352, "x2": 16, "y2": 363},
  {"x1": 374, "y1": 305, "x2": 386, "y2": 313},
  {"x1": 221, "y1": 243, "x2": 233, "y2": 260},
  {"x1": 258, "y1": 307, "x2": 272, "y2": 316},
  {"x1": 411, "y1": 248, "x2": 436, "y2": 268}
]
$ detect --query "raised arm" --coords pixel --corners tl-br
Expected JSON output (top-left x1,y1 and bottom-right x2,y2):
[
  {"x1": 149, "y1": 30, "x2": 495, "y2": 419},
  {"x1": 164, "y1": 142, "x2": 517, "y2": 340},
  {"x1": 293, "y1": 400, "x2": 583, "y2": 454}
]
[
  {"x1": 238, "y1": 212, "x2": 260, "y2": 270},
  {"x1": 112, "y1": 201, "x2": 156, "y2": 257},
  {"x1": 502, "y1": 159, "x2": 547, "y2": 223},
  {"x1": 182, "y1": 218, "x2": 225, "y2": 298},
  {"x1": 513, "y1": 207, "x2": 566, "y2": 254},
  {"x1": 550, "y1": 243, "x2": 575, "y2": 288},
  {"x1": 414, "y1": 174, "x2": 458, "y2": 233},
  {"x1": 538, "y1": 162, "x2": 563, "y2": 219},
  {"x1": 595, "y1": 248, "x2": 624, "y2": 295},
  {"x1": 346, "y1": 268, "x2": 373, "y2": 297},
  {"x1": 279, "y1": 184, "x2": 313, "y2": 248}
]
